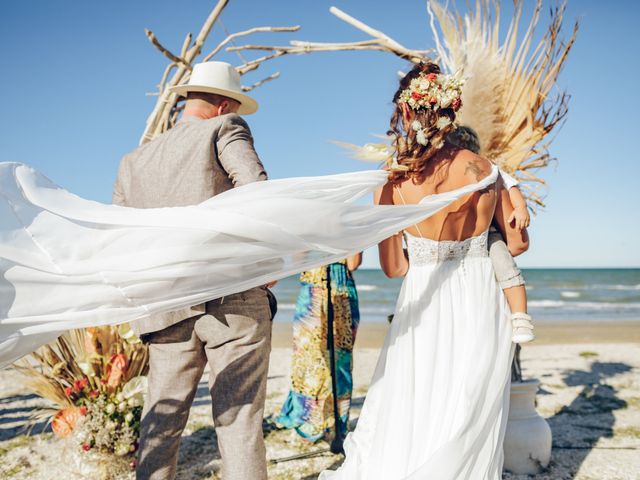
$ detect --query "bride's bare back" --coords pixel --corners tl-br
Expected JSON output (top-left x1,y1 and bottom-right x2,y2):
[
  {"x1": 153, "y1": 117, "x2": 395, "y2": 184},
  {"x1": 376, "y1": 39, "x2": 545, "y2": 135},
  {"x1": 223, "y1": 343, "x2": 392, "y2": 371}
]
[
  {"x1": 375, "y1": 146, "x2": 527, "y2": 277},
  {"x1": 393, "y1": 148, "x2": 496, "y2": 241}
]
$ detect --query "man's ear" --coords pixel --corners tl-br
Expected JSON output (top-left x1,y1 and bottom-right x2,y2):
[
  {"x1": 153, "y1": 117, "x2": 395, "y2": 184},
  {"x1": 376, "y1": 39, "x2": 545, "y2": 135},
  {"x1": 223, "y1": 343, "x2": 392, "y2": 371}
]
[{"x1": 217, "y1": 101, "x2": 229, "y2": 116}]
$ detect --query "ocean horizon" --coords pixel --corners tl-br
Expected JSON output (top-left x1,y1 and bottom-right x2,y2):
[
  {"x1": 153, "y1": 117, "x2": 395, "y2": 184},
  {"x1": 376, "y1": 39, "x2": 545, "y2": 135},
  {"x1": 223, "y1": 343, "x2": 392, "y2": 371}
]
[{"x1": 270, "y1": 268, "x2": 640, "y2": 323}]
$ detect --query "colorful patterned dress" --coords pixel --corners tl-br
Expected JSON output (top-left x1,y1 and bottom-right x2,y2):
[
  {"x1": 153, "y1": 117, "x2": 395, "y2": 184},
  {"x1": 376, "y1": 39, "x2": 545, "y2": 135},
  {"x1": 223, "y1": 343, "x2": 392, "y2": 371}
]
[{"x1": 275, "y1": 261, "x2": 360, "y2": 442}]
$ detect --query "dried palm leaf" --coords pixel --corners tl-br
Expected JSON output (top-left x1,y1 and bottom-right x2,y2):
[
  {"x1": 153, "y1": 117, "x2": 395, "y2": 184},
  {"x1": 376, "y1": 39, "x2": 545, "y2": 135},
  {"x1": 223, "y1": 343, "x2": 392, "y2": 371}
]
[{"x1": 428, "y1": 0, "x2": 578, "y2": 208}]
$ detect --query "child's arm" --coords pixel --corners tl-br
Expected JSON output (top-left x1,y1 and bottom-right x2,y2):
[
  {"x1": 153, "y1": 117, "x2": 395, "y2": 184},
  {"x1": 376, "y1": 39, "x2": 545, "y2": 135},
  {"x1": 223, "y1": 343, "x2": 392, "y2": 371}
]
[
  {"x1": 499, "y1": 169, "x2": 530, "y2": 232},
  {"x1": 494, "y1": 177, "x2": 529, "y2": 257},
  {"x1": 507, "y1": 187, "x2": 530, "y2": 231}
]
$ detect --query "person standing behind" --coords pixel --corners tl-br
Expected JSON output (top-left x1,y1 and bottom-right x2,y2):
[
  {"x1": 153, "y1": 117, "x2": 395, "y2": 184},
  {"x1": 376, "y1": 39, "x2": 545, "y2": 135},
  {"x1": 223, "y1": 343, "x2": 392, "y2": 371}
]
[
  {"x1": 275, "y1": 254, "x2": 362, "y2": 443},
  {"x1": 113, "y1": 62, "x2": 274, "y2": 480}
]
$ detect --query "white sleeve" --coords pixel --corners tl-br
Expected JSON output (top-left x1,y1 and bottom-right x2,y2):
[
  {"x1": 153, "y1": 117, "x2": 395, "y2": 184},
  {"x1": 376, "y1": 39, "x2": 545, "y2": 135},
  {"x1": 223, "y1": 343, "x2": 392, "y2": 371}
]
[{"x1": 499, "y1": 169, "x2": 519, "y2": 190}]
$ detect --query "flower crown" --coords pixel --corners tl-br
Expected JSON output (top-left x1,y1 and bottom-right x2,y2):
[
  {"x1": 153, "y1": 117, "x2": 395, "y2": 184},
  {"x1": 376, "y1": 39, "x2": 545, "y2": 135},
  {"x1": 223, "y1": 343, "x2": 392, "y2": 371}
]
[{"x1": 398, "y1": 72, "x2": 464, "y2": 112}]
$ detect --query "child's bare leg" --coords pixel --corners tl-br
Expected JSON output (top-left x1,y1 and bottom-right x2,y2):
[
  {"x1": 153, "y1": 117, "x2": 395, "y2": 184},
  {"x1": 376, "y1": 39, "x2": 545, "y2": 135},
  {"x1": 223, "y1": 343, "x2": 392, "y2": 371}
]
[{"x1": 503, "y1": 285, "x2": 527, "y2": 313}]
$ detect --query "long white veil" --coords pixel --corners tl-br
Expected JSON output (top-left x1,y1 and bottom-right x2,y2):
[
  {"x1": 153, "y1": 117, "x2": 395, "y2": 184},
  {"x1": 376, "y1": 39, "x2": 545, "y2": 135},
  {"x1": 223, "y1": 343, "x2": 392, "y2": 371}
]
[{"x1": 0, "y1": 162, "x2": 497, "y2": 367}]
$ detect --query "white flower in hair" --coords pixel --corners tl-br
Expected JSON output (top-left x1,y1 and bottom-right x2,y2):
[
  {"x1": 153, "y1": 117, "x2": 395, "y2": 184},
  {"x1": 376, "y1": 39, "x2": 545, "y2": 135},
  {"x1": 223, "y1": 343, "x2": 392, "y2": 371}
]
[
  {"x1": 416, "y1": 129, "x2": 428, "y2": 146},
  {"x1": 436, "y1": 117, "x2": 452, "y2": 129},
  {"x1": 411, "y1": 120, "x2": 423, "y2": 132}
]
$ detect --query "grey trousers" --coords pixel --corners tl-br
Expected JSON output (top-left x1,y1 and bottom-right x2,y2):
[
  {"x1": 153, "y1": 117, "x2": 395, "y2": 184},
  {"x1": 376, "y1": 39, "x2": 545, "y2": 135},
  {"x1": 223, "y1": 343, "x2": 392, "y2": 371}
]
[
  {"x1": 488, "y1": 227, "x2": 525, "y2": 289},
  {"x1": 136, "y1": 290, "x2": 272, "y2": 480}
]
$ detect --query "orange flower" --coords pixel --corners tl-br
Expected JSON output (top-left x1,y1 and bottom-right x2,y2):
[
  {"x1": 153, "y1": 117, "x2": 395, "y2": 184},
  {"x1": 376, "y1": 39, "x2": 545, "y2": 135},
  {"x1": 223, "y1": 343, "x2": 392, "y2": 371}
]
[
  {"x1": 52, "y1": 407, "x2": 82, "y2": 438},
  {"x1": 411, "y1": 91, "x2": 423, "y2": 100},
  {"x1": 426, "y1": 73, "x2": 438, "y2": 82},
  {"x1": 106, "y1": 354, "x2": 128, "y2": 389},
  {"x1": 73, "y1": 378, "x2": 89, "y2": 392}
]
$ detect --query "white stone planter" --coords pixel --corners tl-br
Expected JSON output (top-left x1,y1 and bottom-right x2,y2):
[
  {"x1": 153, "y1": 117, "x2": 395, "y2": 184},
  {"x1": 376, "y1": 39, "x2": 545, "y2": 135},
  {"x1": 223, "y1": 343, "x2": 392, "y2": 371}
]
[{"x1": 503, "y1": 379, "x2": 552, "y2": 474}]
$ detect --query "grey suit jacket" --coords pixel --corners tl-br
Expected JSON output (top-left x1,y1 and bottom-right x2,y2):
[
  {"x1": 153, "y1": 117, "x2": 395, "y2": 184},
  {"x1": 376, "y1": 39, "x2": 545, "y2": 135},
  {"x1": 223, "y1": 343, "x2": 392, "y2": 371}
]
[{"x1": 113, "y1": 113, "x2": 269, "y2": 336}]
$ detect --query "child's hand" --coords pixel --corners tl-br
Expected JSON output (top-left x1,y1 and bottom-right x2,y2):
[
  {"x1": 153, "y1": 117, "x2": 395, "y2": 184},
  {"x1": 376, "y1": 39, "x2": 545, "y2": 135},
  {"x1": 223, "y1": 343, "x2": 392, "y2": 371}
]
[{"x1": 508, "y1": 206, "x2": 530, "y2": 231}]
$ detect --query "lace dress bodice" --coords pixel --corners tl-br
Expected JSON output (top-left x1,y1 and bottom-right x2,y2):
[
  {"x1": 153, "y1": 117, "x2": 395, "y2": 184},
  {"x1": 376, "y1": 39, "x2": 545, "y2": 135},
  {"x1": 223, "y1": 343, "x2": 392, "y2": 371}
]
[{"x1": 405, "y1": 230, "x2": 489, "y2": 266}]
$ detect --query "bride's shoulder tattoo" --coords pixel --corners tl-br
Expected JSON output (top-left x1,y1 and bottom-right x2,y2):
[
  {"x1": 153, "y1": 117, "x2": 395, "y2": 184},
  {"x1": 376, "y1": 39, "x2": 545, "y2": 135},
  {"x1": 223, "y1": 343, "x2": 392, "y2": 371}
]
[{"x1": 464, "y1": 160, "x2": 487, "y2": 181}]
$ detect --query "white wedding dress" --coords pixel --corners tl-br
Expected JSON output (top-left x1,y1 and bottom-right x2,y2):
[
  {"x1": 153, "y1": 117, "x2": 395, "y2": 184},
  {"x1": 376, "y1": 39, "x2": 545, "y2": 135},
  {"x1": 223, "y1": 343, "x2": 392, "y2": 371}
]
[
  {"x1": 321, "y1": 195, "x2": 515, "y2": 478},
  {"x1": 0, "y1": 162, "x2": 499, "y2": 368}
]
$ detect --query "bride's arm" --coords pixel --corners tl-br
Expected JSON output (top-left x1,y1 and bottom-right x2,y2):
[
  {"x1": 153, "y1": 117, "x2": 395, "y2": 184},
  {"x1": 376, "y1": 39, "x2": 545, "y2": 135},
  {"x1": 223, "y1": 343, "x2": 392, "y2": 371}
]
[
  {"x1": 374, "y1": 182, "x2": 409, "y2": 278},
  {"x1": 346, "y1": 252, "x2": 363, "y2": 272},
  {"x1": 493, "y1": 178, "x2": 530, "y2": 256}
]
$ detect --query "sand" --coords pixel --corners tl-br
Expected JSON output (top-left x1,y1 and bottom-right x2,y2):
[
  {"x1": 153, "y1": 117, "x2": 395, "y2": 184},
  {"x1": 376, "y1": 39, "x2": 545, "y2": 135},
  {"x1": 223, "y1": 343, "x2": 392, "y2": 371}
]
[
  {"x1": 1, "y1": 321, "x2": 639, "y2": 479},
  {"x1": 272, "y1": 320, "x2": 640, "y2": 348}
]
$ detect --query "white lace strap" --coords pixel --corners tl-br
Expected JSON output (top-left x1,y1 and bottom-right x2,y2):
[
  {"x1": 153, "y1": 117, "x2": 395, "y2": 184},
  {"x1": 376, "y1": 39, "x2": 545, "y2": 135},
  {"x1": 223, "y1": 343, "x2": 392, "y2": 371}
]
[{"x1": 394, "y1": 186, "x2": 425, "y2": 238}]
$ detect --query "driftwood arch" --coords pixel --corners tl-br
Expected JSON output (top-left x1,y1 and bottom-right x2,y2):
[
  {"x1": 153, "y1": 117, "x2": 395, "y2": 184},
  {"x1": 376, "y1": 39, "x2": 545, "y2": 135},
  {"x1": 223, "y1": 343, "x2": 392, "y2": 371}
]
[{"x1": 140, "y1": 0, "x2": 429, "y2": 145}]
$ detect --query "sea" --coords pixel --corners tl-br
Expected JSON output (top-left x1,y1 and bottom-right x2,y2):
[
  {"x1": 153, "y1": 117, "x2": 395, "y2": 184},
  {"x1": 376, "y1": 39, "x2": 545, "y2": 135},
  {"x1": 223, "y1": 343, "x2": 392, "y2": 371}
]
[{"x1": 270, "y1": 268, "x2": 640, "y2": 323}]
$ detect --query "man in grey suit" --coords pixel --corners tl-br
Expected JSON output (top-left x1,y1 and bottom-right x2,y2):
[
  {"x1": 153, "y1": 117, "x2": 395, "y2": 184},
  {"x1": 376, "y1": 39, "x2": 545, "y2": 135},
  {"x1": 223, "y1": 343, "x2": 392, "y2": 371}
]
[{"x1": 113, "y1": 62, "x2": 274, "y2": 480}]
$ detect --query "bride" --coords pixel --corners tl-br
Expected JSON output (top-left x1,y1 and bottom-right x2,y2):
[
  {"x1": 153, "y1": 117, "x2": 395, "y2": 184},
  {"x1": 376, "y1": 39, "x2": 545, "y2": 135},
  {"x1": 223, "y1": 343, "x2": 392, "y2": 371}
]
[{"x1": 321, "y1": 62, "x2": 528, "y2": 479}]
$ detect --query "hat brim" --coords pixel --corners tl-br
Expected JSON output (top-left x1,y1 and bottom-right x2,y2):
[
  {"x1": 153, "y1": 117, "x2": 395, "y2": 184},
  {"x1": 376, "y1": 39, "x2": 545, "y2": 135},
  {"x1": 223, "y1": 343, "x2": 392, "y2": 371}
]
[{"x1": 168, "y1": 84, "x2": 258, "y2": 115}]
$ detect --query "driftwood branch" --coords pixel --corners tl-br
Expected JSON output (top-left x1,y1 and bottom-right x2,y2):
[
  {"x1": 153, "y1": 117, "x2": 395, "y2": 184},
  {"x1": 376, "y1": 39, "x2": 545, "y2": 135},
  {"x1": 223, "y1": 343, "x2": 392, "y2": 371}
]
[
  {"x1": 228, "y1": 6, "x2": 430, "y2": 65},
  {"x1": 144, "y1": 29, "x2": 190, "y2": 68},
  {"x1": 242, "y1": 72, "x2": 281, "y2": 92},
  {"x1": 140, "y1": 2, "x2": 429, "y2": 144},
  {"x1": 203, "y1": 25, "x2": 301, "y2": 63},
  {"x1": 180, "y1": 33, "x2": 192, "y2": 58}
]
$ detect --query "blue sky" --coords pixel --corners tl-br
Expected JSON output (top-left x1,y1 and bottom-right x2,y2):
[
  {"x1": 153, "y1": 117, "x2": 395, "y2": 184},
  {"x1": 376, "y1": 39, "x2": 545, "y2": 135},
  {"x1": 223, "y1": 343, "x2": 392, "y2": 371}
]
[{"x1": 1, "y1": 1, "x2": 638, "y2": 269}]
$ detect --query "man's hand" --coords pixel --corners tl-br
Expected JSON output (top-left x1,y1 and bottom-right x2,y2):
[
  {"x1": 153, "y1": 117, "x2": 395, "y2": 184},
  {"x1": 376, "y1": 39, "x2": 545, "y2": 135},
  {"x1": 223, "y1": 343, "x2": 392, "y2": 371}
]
[{"x1": 508, "y1": 206, "x2": 530, "y2": 231}]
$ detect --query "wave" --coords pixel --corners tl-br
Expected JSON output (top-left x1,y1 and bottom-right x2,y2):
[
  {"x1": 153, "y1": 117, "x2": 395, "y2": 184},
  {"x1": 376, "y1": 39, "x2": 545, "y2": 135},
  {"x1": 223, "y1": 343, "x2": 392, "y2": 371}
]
[
  {"x1": 277, "y1": 303, "x2": 296, "y2": 310},
  {"x1": 529, "y1": 300, "x2": 640, "y2": 310},
  {"x1": 595, "y1": 284, "x2": 640, "y2": 291},
  {"x1": 357, "y1": 284, "x2": 378, "y2": 291},
  {"x1": 561, "y1": 291, "x2": 581, "y2": 299},
  {"x1": 538, "y1": 284, "x2": 640, "y2": 291}
]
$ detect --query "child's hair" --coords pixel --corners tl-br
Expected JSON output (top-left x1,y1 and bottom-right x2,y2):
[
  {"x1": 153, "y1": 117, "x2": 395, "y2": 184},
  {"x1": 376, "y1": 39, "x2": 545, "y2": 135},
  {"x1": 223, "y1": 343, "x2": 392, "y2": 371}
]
[
  {"x1": 388, "y1": 62, "x2": 459, "y2": 183},
  {"x1": 446, "y1": 126, "x2": 481, "y2": 154}
]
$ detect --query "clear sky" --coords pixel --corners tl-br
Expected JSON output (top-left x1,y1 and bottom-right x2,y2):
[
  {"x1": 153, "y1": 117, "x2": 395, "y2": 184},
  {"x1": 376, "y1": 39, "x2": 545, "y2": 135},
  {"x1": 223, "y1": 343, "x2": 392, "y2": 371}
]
[{"x1": 1, "y1": 1, "x2": 638, "y2": 269}]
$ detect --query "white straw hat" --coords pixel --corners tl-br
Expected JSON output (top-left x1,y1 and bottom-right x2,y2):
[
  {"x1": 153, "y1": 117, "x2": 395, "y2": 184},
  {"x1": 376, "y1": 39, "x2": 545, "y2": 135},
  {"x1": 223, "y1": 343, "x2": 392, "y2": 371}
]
[{"x1": 169, "y1": 61, "x2": 258, "y2": 115}]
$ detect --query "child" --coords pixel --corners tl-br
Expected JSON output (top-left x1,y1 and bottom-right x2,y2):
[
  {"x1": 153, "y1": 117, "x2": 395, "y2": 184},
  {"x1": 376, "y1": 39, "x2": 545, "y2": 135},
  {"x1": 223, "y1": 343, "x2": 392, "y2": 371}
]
[{"x1": 447, "y1": 126, "x2": 535, "y2": 343}]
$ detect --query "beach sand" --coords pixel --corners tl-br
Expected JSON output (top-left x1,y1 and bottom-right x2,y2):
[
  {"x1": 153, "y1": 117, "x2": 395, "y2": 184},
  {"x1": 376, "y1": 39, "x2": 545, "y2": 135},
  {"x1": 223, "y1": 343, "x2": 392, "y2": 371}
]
[
  {"x1": 272, "y1": 320, "x2": 640, "y2": 348},
  {"x1": 1, "y1": 321, "x2": 639, "y2": 479}
]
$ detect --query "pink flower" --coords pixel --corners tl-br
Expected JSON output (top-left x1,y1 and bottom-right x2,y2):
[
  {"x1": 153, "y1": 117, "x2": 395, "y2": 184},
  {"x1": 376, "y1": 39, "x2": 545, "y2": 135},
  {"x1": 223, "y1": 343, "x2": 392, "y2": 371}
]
[
  {"x1": 428, "y1": 96, "x2": 438, "y2": 105},
  {"x1": 79, "y1": 406, "x2": 88, "y2": 416},
  {"x1": 82, "y1": 443, "x2": 91, "y2": 452},
  {"x1": 411, "y1": 91, "x2": 423, "y2": 100},
  {"x1": 426, "y1": 73, "x2": 438, "y2": 82},
  {"x1": 64, "y1": 387, "x2": 73, "y2": 397}
]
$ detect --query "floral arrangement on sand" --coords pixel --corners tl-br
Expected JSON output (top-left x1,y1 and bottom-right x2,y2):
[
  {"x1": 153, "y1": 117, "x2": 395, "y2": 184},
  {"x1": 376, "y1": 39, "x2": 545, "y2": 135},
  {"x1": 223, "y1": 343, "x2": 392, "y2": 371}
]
[{"x1": 14, "y1": 325, "x2": 148, "y2": 472}]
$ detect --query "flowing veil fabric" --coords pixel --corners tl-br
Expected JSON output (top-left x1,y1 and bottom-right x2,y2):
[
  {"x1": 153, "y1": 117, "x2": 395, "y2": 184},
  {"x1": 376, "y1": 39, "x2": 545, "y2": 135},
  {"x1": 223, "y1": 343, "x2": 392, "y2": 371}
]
[{"x1": 0, "y1": 162, "x2": 498, "y2": 367}]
